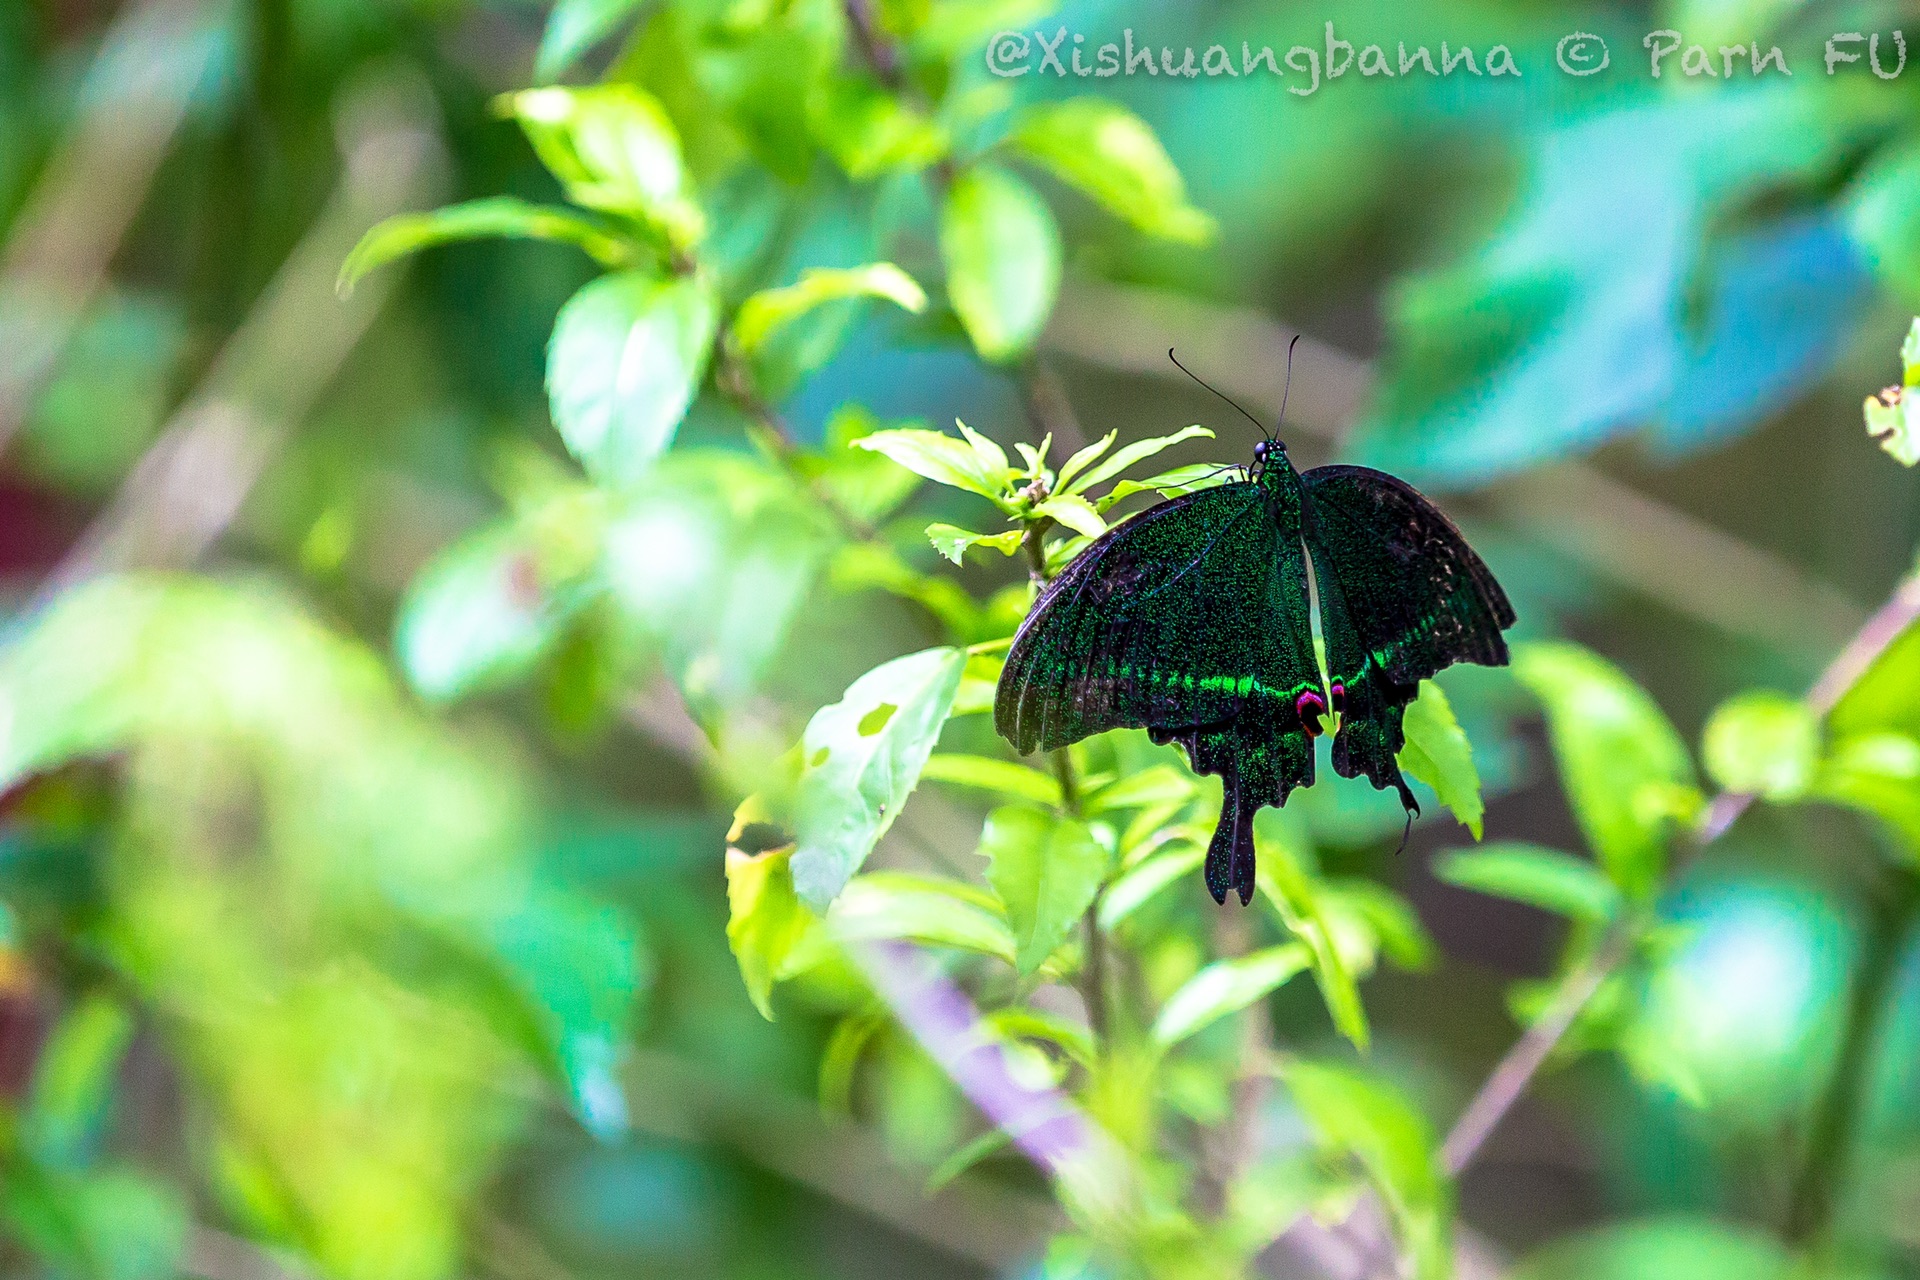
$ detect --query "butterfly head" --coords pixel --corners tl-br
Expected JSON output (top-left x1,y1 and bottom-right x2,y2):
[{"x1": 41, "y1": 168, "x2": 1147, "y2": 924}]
[{"x1": 1251, "y1": 438, "x2": 1288, "y2": 474}]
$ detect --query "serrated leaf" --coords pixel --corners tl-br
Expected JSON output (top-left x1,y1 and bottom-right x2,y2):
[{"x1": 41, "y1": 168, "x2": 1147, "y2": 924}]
[
  {"x1": 1033, "y1": 494, "x2": 1106, "y2": 538},
  {"x1": 732, "y1": 263, "x2": 927, "y2": 355},
  {"x1": 1065, "y1": 425, "x2": 1215, "y2": 496},
  {"x1": 940, "y1": 163, "x2": 1060, "y2": 362},
  {"x1": 1701, "y1": 690, "x2": 1819, "y2": 800},
  {"x1": 547, "y1": 271, "x2": 718, "y2": 487},
  {"x1": 1434, "y1": 842, "x2": 1622, "y2": 924},
  {"x1": 339, "y1": 198, "x2": 630, "y2": 295},
  {"x1": 1396, "y1": 679, "x2": 1484, "y2": 838},
  {"x1": 1010, "y1": 98, "x2": 1215, "y2": 245},
  {"x1": 979, "y1": 806, "x2": 1109, "y2": 975},
  {"x1": 502, "y1": 84, "x2": 704, "y2": 248},
  {"x1": 1513, "y1": 641, "x2": 1696, "y2": 901},
  {"x1": 789, "y1": 647, "x2": 968, "y2": 909},
  {"x1": 1151, "y1": 943, "x2": 1310, "y2": 1048},
  {"x1": 852, "y1": 427, "x2": 1012, "y2": 501},
  {"x1": 921, "y1": 753, "x2": 1063, "y2": 806},
  {"x1": 925, "y1": 522, "x2": 1023, "y2": 565}
]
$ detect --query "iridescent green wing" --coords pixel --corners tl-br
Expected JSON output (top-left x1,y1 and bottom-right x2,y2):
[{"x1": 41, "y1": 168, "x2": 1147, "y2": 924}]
[
  {"x1": 996, "y1": 481, "x2": 1320, "y2": 904},
  {"x1": 1302, "y1": 464, "x2": 1515, "y2": 813}
]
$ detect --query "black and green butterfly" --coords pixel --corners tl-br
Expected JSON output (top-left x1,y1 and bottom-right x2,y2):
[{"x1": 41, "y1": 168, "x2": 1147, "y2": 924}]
[{"x1": 995, "y1": 429, "x2": 1514, "y2": 906}]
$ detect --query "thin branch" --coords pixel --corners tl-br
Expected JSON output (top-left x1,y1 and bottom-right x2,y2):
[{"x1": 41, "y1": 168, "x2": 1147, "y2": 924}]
[
  {"x1": 32, "y1": 72, "x2": 443, "y2": 600},
  {"x1": 0, "y1": 0, "x2": 221, "y2": 453}
]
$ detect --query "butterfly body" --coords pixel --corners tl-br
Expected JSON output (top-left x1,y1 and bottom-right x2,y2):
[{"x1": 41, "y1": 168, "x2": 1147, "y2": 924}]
[{"x1": 995, "y1": 442, "x2": 1514, "y2": 905}]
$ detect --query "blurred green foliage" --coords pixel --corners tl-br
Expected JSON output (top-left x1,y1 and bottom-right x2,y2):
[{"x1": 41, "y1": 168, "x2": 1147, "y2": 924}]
[{"x1": 10, "y1": 1, "x2": 1920, "y2": 1280}]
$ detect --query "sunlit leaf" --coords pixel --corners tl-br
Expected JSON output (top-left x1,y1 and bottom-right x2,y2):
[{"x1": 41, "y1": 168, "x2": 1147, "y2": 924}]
[
  {"x1": 1513, "y1": 641, "x2": 1696, "y2": 901},
  {"x1": 724, "y1": 800, "x2": 822, "y2": 1020},
  {"x1": 789, "y1": 647, "x2": 968, "y2": 909},
  {"x1": 1255, "y1": 839, "x2": 1369, "y2": 1051},
  {"x1": 547, "y1": 271, "x2": 718, "y2": 487},
  {"x1": 1434, "y1": 842, "x2": 1621, "y2": 924},
  {"x1": 1812, "y1": 731, "x2": 1920, "y2": 855},
  {"x1": 979, "y1": 806, "x2": 1109, "y2": 975},
  {"x1": 926, "y1": 522, "x2": 1024, "y2": 565},
  {"x1": 940, "y1": 163, "x2": 1060, "y2": 362},
  {"x1": 921, "y1": 753, "x2": 1063, "y2": 806},
  {"x1": 732, "y1": 263, "x2": 927, "y2": 355},
  {"x1": 1512, "y1": 1216, "x2": 1793, "y2": 1280},
  {"x1": 1862, "y1": 318, "x2": 1920, "y2": 465},
  {"x1": 1082, "y1": 764, "x2": 1199, "y2": 816},
  {"x1": 1099, "y1": 842, "x2": 1204, "y2": 930},
  {"x1": 852, "y1": 426, "x2": 1014, "y2": 502},
  {"x1": 1396, "y1": 679, "x2": 1485, "y2": 838},
  {"x1": 1151, "y1": 943, "x2": 1310, "y2": 1049},
  {"x1": 339, "y1": 198, "x2": 631, "y2": 295},
  {"x1": 1065, "y1": 426, "x2": 1215, "y2": 496},
  {"x1": 1054, "y1": 431, "x2": 1115, "y2": 492},
  {"x1": 1321, "y1": 880, "x2": 1437, "y2": 973},
  {"x1": 501, "y1": 84, "x2": 705, "y2": 247},
  {"x1": 1701, "y1": 690, "x2": 1819, "y2": 800},
  {"x1": 810, "y1": 74, "x2": 947, "y2": 179},
  {"x1": 1033, "y1": 494, "x2": 1106, "y2": 538},
  {"x1": 396, "y1": 520, "x2": 566, "y2": 702},
  {"x1": 1097, "y1": 462, "x2": 1237, "y2": 512},
  {"x1": 1010, "y1": 98, "x2": 1215, "y2": 245}
]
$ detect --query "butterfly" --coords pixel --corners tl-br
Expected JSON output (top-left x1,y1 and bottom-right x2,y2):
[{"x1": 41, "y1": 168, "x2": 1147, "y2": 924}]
[{"x1": 994, "y1": 363, "x2": 1514, "y2": 906}]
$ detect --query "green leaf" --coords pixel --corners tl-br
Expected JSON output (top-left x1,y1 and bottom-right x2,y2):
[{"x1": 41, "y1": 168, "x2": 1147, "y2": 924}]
[
  {"x1": 979, "y1": 806, "x2": 1110, "y2": 975},
  {"x1": 1083, "y1": 764, "x2": 1199, "y2": 816},
  {"x1": 1831, "y1": 610, "x2": 1920, "y2": 742},
  {"x1": 338, "y1": 198, "x2": 631, "y2": 295},
  {"x1": 1099, "y1": 842, "x2": 1204, "y2": 930},
  {"x1": 1396, "y1": 679, "x2": 1485, "y2": 838},
  {"x1": 1280, "y1": 1061, "x2": 1451, "y2": 1280},
  {"x1": 724, "y1": 802, "x2": 822, "y2": 1020},
  {"x1": 1054, "y1": 431, "x2": 1115, "y2": 492},
  {"x1": 1512, "y1": 1217, "x2": 1793, "y2": 1280},
  {"x1": 1812, "y1": 731, "x2": 1920, "y2": 856},
  {"x1": 924, "y1": 1128, "x2": 1013, "y2": 1194},
  {"x1": 1701, "y1": 690, "x2": 1819, "y2": 800},
  {"x1": 1032, "y1": 494, "x2": 1106, "y2": 538},
  {"x1": 535, "y1": 0, "x2": 645, "y2": 80},
  {"x1": 818, "y1": 1012, "x2": 885, "y2": 1115},
  {"x1": 985, "y1": 1007, "x2": 1096, "y2": 1066},
  {"x1": 1066, "y1": 426, "x2": 1215, "y2": 496},
  {"x1": 1513, "y1": 641, "x2": 1696, "y2": 901},
  {"x1": 1097, "y1": 462, "x2": 1236, "y2": 511},
  {"x1": 925, "y1": 522, "x2": 1023, "y2": 565},
  {"x1": 1009, "y1": 98, "x2": 1215, "y2": 245},
  {"x1": 1322, "y1": 879, "x2": 1437, "y2": 972},
  {"x1": 22, "y1": 994, "x2": 135, "y2": 1168},
  {"x1": 1861, "y1": 319, "x2": 1920, "y2": 466},
  {"x1": 810, "y1": 406, "x2": 925, "y2": 525},
  {"x1": 789, "y1": 647, "x2": 969, "y2": 910},
  {"x1": 851, "y1": 426, "x2": 1014, "y2": 501},
  {"x1": 1850, "y1": 141, "x2": 1920, "y2": 307},
  {"x1": 1433, "y1": 842, "x2": 1622, "y2": 924},
  {"x1": 396, "y1": 519, "x2": 567, "y2": 702},
  {"x1": 547, "y1": 271, "x2": 718, "y2": 487},
  {"x1": 501, "y1": 85, "x2": 704, "y2": 248},
  {"x1": 810, "y1": 74, "x2": 948, "y2": 180},
  {"x1": 829, "y1": 872, "x2": 1017, "y2": 964},
  {"x1": 1255, "y1": 840, "x2": 1369, "y2": 1051},
  {"x1": 1151, "y1": 943, "x2": 1311, "y2": 1048},
  {"x1": 921, "y1": 753, "x2": 1063, "y2": 806},
  {"x1": 939, "y1": 164, "x2": 1060, "y2": 363},
  {"x1": 732, "y1": 263, "x2": 927, "y2": 355}
]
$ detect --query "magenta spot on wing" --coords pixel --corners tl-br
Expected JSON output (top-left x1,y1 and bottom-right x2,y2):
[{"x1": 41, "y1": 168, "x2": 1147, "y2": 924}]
[
  {"x1": 1330, "y1": 682, "x2": 1347, "y2": 712},
  {"x1": 1296, "y1": 689, "x2": 1327, "y2": 736}
]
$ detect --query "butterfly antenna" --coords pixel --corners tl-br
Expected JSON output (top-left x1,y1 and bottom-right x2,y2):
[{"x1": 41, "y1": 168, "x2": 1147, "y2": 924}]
[
  {"x1": 1274, "y1": 333, "x2": 1302, "y2": 443},
  {"x1": 1168, "y1": 348, "x2": 1271, "y2": 442}
]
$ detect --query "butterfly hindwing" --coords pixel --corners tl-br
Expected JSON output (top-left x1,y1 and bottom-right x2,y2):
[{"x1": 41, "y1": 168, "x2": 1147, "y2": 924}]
[
  {"x1": 996, "y1": 481, "x2": 1322, "y2": 903},
  {"x1": 1302, "y1": 464, "x2": 1516, "y2": 810}
]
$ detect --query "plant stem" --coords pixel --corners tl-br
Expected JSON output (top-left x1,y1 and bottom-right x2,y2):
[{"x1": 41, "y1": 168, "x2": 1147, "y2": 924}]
[
  {"x1": 1783, "y1": 866, "x2": 1919, "y2": 1244},
  {"x1": 1432, "y1": 568, "x2": 1920, "y2": 1179}
]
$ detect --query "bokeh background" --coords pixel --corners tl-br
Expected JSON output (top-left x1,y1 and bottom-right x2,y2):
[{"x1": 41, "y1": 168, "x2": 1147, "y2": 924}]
[{"x1": 5, "y1": 1, "x2": 1920, "y2": 1278}]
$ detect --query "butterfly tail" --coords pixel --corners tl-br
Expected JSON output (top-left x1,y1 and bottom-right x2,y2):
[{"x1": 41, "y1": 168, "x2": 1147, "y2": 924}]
[{"x1": 1204, "y1": 784, "x2": 1259, "y2": 906}]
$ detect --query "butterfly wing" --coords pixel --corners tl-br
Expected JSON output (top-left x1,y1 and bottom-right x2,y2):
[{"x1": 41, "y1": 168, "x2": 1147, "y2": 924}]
[
  {"x1": 1302, "y1": 464, "x2": 1515, "y2": 810},
  {"x1": 996, "y1": 481, "x2": 1321, "y2": 903}
]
